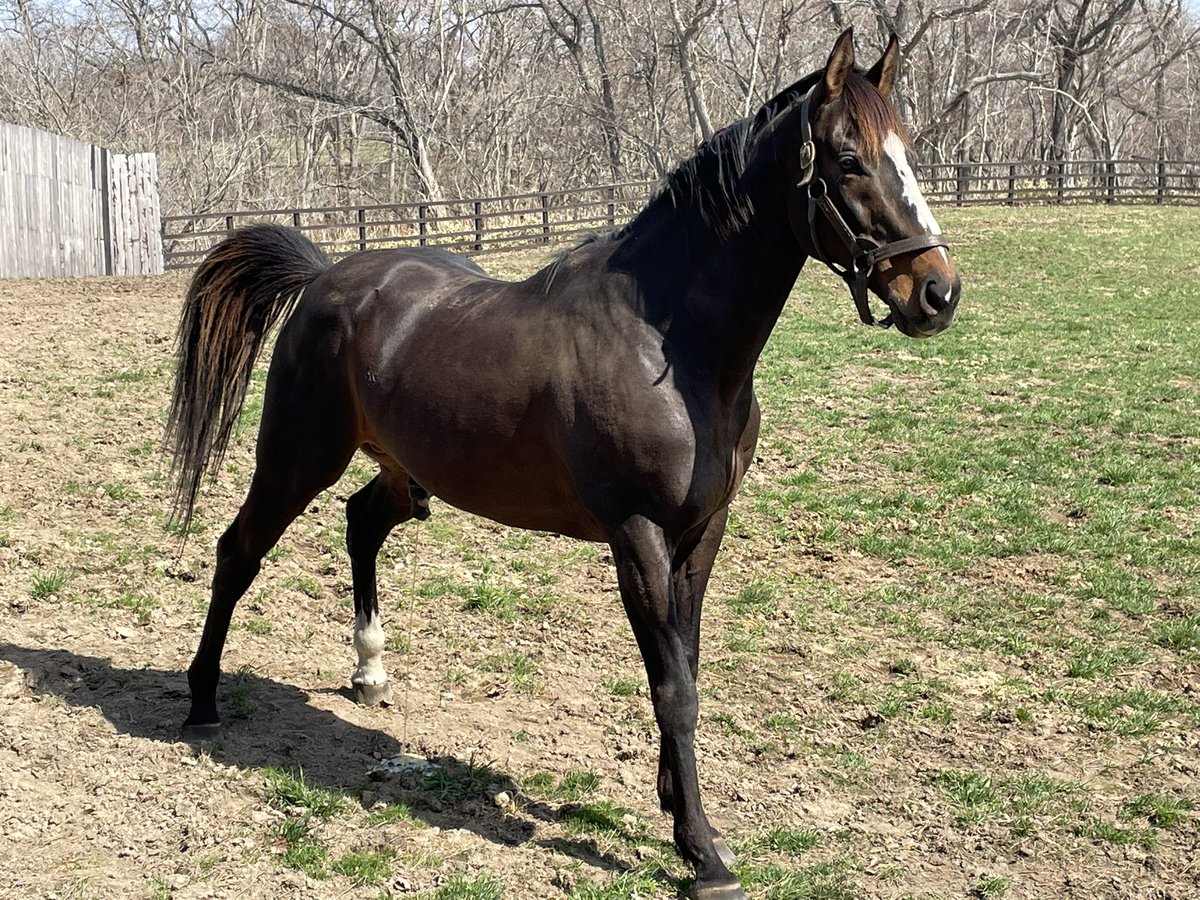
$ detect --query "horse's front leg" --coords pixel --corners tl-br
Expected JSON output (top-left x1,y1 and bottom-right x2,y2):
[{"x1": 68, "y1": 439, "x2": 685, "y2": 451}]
[
  {"x1": 612, "y1": 516, "x2": 745, "y2": 900},
  {"x1": 657, "y1": 396, "x2": 759, "y2": 870},
  {"x1": 656, "y1": 506, "x2": 737, "y2": 870}
]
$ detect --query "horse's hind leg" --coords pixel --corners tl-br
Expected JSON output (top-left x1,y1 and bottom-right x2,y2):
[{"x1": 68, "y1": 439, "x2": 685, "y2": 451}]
[
  {"x1": 183, "y1": 366, "x2": 359, "y2": 738},
  {"x1": 183, "y1": 458, "x2": 350, "y2": 737},
  {"x1": 344, "y1": 467, "x2": 420, "y2": 706}
]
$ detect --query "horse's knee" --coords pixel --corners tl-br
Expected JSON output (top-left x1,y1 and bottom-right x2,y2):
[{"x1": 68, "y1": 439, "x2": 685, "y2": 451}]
[{"x1": 652, "y1": 678, "x2": 699, "y2": 732}]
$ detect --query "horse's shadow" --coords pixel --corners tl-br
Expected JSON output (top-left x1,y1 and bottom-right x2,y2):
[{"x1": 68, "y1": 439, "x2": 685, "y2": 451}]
[{"x1": 0, "y1": 642, "x2": 663, "y2": 879}]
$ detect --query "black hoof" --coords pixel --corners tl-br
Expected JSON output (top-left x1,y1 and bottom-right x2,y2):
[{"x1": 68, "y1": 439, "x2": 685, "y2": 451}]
[
  {"x1": 353, "y1": 681, "x2": 394, "y2": 707},
  {"x1": 712, "y1": 835, "x2": 737, "y2": 869},
  {"x1": 689, "y1": 880, "x2": 747, "y2": 900},
  {"x1": 182, "y1": 720, "x2": 222, "y2": 742}
]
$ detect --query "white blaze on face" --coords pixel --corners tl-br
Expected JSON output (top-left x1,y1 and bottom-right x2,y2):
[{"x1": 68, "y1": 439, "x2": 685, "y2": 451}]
[
  {"x1": 883, "y1": 132, "x2": 948, "y2": 261},
  {"x1": 352, "y1": 610, "x2": 388, "y2": 687}
]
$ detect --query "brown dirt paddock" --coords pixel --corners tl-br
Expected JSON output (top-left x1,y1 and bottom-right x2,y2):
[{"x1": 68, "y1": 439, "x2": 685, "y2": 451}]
[{"x1": 0, "y1": 245, "x2": 1196, "y2": 900}]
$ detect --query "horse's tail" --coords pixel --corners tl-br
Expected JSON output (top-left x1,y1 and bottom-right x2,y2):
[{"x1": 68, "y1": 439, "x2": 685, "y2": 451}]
[{"x1": 165, "y1": 224, "x2": 330, "y2": 532}]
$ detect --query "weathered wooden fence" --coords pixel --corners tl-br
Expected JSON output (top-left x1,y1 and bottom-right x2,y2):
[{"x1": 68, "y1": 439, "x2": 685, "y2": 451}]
[
  {"x1": 161, "y1": 157, "x2": 1200, "y2": 270},
  {"x1": 0, "y1": 123, "x2": 163, "y2": 279}
]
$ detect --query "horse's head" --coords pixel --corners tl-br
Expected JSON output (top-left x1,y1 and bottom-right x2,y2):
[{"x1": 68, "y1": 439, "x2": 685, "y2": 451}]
[{"x1": 776, "y1": 30, "x2": 961, "y2": 337}]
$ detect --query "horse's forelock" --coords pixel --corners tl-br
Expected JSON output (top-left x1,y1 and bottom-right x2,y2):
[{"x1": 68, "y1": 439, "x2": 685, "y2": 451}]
[{"x1": 839, "y1": 72, "x2": 909, "y2": 162}]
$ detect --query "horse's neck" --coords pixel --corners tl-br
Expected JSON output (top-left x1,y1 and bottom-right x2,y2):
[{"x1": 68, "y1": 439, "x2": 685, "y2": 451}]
[{"x1": 616, "y1": 197, "x2": 804, "y2": 396}]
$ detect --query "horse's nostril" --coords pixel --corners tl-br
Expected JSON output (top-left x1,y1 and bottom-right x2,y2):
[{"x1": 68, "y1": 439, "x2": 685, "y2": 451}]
[{"x1": 922, "y1": 277, "x2": 950, "y2": 314}]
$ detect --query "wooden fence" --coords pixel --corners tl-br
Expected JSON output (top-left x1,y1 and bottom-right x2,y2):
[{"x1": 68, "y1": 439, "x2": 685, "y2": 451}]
[
  {"x1": 0, "y1": 123, "x2": 163, "y2": 279},
  {"x1": 921, "y1": 157, "x2": 1200, "y2": 207},
  {"x1": 161, "y1": 182, "x2": 654, "y2": 271},
  {"x1": 161, "y1": 157, "x2": 1200, "y2": 270}
]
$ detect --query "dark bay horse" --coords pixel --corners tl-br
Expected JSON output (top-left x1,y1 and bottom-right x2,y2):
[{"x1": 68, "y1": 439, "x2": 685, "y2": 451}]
[{"x1": 166, "y1": 30, "x2": 959, "y2": 899}]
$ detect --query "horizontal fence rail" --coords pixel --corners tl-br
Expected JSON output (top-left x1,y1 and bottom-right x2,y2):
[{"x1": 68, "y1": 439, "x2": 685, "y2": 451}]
[
  {"x1": 920, "y1": 158, "x2": 1200, "y2": 207},
  {"x1": 161, "y1": 159, "x2": 1200, "y2": 270},
  {"x1": 162, "y1": 182, "x2": 655, "y2": 271}
]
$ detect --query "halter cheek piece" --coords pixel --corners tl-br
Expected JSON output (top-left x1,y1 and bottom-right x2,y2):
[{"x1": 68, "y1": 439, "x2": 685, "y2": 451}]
[{"x1": 794, "y1": 89, "x2": 950, "y2": 328}]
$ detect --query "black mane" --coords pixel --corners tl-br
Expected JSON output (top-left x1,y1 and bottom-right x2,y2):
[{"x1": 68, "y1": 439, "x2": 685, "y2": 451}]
[{"x1": 619, "y1": 72, "x2": 822, "y2": 241}]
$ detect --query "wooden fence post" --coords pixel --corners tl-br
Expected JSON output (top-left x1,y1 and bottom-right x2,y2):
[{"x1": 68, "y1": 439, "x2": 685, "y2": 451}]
[
  {"x1": 1106, "y1": 161, "x2": 1116, "y2": 204},
  {"x1": 540, "y1": 193, "x2": 550, "y2": 243},
  {"x1": 606, "y1": 185, "x2": 616, "y2": 227},
  {"x1": 1007, "y1": 164, "x2": 1017, "y2": 206},
  {"x1": 418, "y1": 205, "x2": 427, "y2": 246},
  {"x1": 474, "y1": 201, "x2": 483, "y2": 251},
  {"x1": 293, "y1": 211, "x2": 301, "y2": 228},
  {"x1": 956, "y1": 162, "x2": 968, "y2": 206},
  {"x1": 1056, "y1": 162, "x2": 1065, "y2": 204},
  {"x1": 357, "y1": 207, "x2": 367, "y2": 251},
  {"x1": 225, "y1": 215, "x2": 234, "y2": 232},
  {"x1": 1157, "y1": 157, "x2": 1167, "y2": 204},
  {"x1": 100, "y1": 148, "x2": 114, "y2": 275}
]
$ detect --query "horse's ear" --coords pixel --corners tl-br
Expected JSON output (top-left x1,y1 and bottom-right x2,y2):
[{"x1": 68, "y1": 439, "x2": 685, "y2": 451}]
[
  {"x1": 823, "y1": 28, "x2": 855, "y2": 103},
  {"x1": 867, "y1": 34, "x2": 900, "y2": 97}
]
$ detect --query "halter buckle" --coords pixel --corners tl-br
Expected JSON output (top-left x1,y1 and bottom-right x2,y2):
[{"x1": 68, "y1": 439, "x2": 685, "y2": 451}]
[{"x1": 796, "y1": 141, "x2": 816, "y2": 188}]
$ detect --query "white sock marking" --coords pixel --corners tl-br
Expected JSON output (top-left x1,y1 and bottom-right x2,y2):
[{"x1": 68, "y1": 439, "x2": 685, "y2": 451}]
[{"x1": 352, "y1": 611, "x2": 388, "y2": 686}]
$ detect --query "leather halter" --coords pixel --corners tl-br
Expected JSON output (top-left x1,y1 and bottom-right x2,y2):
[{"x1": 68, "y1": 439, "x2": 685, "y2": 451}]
[{"x1": 794, "y1": 88, "x2": 950, "y2": 328}]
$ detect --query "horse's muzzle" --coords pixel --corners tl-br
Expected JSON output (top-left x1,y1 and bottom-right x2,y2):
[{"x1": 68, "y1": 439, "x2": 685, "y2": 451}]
[{"x1": 888, "y1": 274, "x2": 960, "y2": 338}]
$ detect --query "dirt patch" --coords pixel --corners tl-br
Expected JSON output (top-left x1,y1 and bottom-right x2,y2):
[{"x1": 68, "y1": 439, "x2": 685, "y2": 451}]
[{"x1": 0, "y1": 271, "x2": 1197, "y2": 899}]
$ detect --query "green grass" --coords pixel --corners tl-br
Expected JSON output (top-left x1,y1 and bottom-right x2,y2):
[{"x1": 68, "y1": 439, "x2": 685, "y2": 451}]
[
  {"x1": 1073, "y1": 817, "x2": 1157, "y2": 850},
  {"x1": 973, "y1": 875, "x2": 1012, "y2": 898},
  {"x1": 365, "y1": 801, "x2": 418, "y2": 826},
  {"x1": 478, "y1": 650, "x2": 541, "y2": 693},
  {"x1": 1121, "y1": 793, "x2": 1194, "y2": 829},
  {"x1": 422, "y1": 874, "x2": 506, "y2": 899},
  {"x1": 936, "y1": 769, "x2": 1080, "y2": 828},
  {"x1": 728, "y1": 578, "x2": 780, "y2": 615},
  {"x1": 274, "y1": 816, "x2": 330, "y2": 878},
  {"x1": 604, "y1": 675, "x2": 641, "y2": 696},
  {"x1": 755, "y1": 825, "x2": 823, "y2": 855},
  {"x1": 1154, "y1": 614, "x2": 1200, "y2": 650},
  {"x1": 284, "y1": 574, "x2": 324, "y2": 600},
  {"x1": 261, "y1": 767, "x2": 347, "y2": 819},
  {"x1": 569, "y1": 870, "x2": 673, "y2": 899},
  {"x1": 330, "y1": 847, "x2": 396, "y2": 885},
  {"x1": 562, "y1": 800, "x2": 642, "y2": 840},
  {"x1": 523, "y1": 769, "x2": 602, "y2": 802},
  {"x1": 30, "y1": 568, "x2": 74, "y2": 599},
  {"x1": 462, "y1": 579, "x2": 523, "y2": 618},
  {"x1": 241, "y1": 617, "x2": 273, "y2": 636},
  {"x1": 735, "y1": 858, "x2": 858, "y2": 900}
]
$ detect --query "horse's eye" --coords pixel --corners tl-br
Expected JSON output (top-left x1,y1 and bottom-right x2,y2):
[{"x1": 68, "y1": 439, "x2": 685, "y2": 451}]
[{"x1": 839, "y1": 155, "x2": 861, "y2": 173}]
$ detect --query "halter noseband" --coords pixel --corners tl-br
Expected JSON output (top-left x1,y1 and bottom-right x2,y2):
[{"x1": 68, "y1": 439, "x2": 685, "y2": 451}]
[{"x1": 794, "y1": 88, "x2": 950, "y2": 328}]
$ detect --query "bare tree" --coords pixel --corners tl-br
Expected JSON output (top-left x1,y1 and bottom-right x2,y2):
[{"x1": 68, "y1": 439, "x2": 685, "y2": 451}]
[{"x1": 3, "y1": 0, "x2": 1198, "y2": 215}]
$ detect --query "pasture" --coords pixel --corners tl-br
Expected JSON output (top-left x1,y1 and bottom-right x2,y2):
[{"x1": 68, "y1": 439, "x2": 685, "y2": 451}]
[{"x1": 0, "y1": 205, "x2": 1197, "y2": 899}]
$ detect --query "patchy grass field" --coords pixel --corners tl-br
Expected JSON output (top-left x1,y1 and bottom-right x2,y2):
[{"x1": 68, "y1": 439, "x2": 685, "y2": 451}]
[{"x1": 0, "y1": 205, "x2": 1197, "y2": 899}]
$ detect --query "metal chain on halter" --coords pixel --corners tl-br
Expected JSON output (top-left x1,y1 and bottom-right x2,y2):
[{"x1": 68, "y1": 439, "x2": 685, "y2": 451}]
[{"x1": 792, "y1": 86, "x2": 950, "y2": 328}]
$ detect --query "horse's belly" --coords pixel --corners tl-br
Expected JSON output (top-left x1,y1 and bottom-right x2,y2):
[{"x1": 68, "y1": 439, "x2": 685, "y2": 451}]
[{"x1": 363, "y1": 407, "x2": 608, "y2": 541}]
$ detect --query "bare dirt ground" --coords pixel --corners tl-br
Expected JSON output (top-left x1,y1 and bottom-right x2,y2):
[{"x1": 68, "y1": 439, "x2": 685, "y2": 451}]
[{"x1": 0, "y1": 256, "x2": 1196, "y2": 900}]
